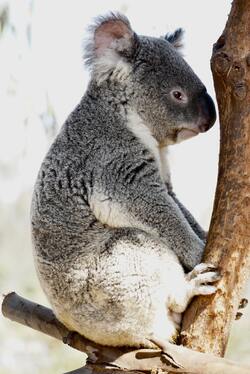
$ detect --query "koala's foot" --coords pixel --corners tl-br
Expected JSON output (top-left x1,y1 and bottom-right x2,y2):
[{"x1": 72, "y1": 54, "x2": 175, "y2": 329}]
[
  {"x1": 152, "y1": 309, "x2": 180, "y2": 345},
  {"x1": 186, "y1": 263, "x2": 221, "y2": 296}
]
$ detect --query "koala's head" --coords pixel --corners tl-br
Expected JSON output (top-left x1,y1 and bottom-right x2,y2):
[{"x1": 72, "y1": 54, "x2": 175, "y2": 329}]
[{"x1": 84, "y1": 13, "x2": 216, "y2": 145}]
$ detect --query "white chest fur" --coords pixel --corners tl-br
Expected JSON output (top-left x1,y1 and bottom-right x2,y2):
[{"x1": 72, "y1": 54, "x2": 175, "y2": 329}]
[{"x1": 126, "y1": 110, "x2": 170, "y2": 184}]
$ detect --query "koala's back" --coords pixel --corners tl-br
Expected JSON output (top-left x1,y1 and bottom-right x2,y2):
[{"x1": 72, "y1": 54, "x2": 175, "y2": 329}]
[{"x1": 31, "y1": 95, "x2": 149, "y2": 240}]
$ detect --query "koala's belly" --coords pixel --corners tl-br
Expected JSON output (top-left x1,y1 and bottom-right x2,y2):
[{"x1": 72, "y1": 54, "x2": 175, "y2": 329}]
[
  {"x1": 51, "y1": 267, "x2": 179, "y2": 348},
  {"x1": 35, "y1": 227, "x2": 182, "y2": 347}
]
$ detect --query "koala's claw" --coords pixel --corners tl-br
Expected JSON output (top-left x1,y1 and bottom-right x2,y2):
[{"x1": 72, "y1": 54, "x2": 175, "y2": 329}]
[
  {"x1": 186, "y1": 263, "x2": 221, "y2": 297},
  {"x1": 193, "y1": 271, "x2": 221, "y2": 285},
  {"x1": 186, "y1": 263, "x2": 219, "y2": 281},
  {"x1": 194, "y1": 285, "x2": 217, "y2": 296}
]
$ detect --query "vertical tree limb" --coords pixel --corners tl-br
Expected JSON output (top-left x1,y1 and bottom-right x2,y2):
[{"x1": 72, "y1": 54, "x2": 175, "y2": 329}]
[{"x1": 180, "y1": 0, "x2": 250, "y2": 357}]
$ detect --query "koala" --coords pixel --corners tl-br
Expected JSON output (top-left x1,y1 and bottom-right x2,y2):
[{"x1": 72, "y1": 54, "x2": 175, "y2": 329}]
[{"x1": 31, "y1": 13, "x2": 218, "y2": 349}]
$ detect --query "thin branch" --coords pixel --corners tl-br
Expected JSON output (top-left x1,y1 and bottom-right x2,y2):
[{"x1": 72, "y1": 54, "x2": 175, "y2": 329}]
[{"x1": 2, "y1": 292, "x2": 250, "y2": 374}]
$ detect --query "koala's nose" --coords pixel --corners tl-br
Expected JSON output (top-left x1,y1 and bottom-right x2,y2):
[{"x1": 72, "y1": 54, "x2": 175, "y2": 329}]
[
  {"x1": 199, "y1": 123, "x2": 210, "y2": 132},
  {"x1": 197, "y1": 92, "x2": 216, "y2": 132}
]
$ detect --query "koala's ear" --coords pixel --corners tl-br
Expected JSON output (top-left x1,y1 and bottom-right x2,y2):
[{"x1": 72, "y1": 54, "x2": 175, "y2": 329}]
[
  {"x1": 164, "y1": 28, "x2": 184, "y2": 50},
  {"x1": 84, "y1": 13, "x2": 136, "y2": 83}
]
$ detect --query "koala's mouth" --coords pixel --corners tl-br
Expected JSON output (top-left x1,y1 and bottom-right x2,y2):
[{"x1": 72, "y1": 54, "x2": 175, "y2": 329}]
[{"x1": 176, "y1": 128, "x2": 199, "y2": 143}]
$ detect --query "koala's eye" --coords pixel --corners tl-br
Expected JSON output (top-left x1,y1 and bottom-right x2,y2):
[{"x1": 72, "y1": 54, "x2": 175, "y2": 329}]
[
  {"x1": 173, "y1": 91, "x2": 182, "y2": 100},
  {"x1": 171, "y1": 89, "x2": 187, "y2": 103}
]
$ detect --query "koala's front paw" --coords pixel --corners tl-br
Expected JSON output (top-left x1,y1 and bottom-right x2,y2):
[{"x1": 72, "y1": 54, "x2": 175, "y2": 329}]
[{"x1": 186, "y1": 263, "x2": 221, "y2": 296}]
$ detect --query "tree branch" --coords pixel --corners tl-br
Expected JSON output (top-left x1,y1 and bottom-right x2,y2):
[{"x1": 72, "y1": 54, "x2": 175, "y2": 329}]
[
  {"x1": 180, "y1": 0, "x2": 250, "y2": 356},
  {"x1": 2, "y1": 292, "x2": 250, "y2": 374}
]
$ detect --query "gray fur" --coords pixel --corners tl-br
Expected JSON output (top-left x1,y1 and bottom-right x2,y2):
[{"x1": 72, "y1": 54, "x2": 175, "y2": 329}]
[{"x1": 31, "y1": 13, "x2": 216, "y2": 348}]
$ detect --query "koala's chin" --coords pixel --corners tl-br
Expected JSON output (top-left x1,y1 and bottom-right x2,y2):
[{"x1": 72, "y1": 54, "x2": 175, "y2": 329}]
[{"x1": 176, "y1": 128, "x2": 199, "y2": 143}]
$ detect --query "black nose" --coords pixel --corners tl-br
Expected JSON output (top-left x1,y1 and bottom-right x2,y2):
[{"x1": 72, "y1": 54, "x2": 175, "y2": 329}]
[{"x1": 197, "y1": 92, "x2": 216, "y2": 132}]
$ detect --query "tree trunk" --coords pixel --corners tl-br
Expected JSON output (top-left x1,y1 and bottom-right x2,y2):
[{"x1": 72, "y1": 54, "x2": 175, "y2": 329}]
[{"x1": 180, "y1": 0, "x2": 250, "y2": 357}]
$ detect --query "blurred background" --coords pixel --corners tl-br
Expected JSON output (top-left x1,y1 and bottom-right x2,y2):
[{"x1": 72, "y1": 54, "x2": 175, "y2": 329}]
[{"x1": 0, "y1": 0, "x2": 249, "y2": 373}]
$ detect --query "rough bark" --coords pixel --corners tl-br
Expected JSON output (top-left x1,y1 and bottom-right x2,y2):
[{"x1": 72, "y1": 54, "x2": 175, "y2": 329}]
[
  {"x1": 180, "y1": 0, "x2": 250, "y2": 357},
  {"x1": 2, "y1": 292, "x2": 250, "y2": 374}
]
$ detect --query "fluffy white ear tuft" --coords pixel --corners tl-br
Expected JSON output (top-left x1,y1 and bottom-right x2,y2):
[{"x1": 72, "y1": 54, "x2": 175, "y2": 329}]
[
  {"x1": 164, "y1": 28, "x2": 184, "y2": 50},
  {"x1": 84, "y1": 13, "x2": 135, "y2": 84}
]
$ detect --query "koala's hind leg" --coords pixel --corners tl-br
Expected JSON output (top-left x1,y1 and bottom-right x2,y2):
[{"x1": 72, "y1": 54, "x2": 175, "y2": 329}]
[
  {"x1": 54, "y1": 227, "x2": 188, "y2": 347},
  {"x1": 51, "y1": 228, "x2": 219, "y2": 348}
]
